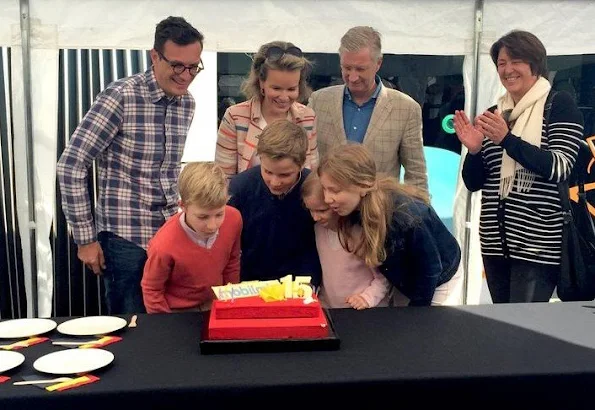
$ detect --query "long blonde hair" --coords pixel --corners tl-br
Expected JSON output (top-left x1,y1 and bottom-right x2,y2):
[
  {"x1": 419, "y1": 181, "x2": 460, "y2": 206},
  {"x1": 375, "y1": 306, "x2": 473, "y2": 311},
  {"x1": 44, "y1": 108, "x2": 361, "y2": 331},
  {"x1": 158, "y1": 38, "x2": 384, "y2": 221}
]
[{"x1": 317, "y1": 144, "x2": 428, "y2": 267}]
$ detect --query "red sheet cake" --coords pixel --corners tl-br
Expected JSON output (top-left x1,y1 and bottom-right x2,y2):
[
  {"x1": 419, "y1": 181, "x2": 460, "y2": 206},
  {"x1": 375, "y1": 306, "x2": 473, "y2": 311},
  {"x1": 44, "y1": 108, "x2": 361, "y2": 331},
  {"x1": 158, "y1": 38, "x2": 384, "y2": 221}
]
[{"x1": 208, "y1": 296, "x2": 330, "y2": 340}]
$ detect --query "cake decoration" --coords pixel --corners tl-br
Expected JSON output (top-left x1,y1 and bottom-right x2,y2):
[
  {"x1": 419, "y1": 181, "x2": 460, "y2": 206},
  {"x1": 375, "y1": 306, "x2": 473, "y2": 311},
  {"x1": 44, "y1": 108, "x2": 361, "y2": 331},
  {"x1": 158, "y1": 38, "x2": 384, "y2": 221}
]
[
  {"x1": 211, "y1": 280, "x2": 280, "y2": 301},
  {"x1": 212, "y1": 276, "x2": 314, "y2": 303},
  {"x1": 206, "y1": 275, "x2": 330, "y2": 341}
]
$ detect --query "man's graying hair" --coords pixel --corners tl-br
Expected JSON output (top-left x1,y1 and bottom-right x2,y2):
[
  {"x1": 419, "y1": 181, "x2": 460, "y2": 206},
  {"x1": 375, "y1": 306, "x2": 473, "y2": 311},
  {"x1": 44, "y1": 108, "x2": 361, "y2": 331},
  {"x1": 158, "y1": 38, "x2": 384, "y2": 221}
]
[{"x1": 339, "y1": 26, "x2": 383, "y2": 61}]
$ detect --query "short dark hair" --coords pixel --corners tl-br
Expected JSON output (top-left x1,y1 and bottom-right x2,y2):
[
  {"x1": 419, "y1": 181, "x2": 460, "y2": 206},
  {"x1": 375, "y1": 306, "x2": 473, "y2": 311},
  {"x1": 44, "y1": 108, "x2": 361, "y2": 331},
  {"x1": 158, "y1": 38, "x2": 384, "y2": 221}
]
[
  {"x1": 490, "y1": 30, "x2": 547, "y2": 77},
  {"x1": 154, "y1": 16, "x2": 204, "y2": 53}
]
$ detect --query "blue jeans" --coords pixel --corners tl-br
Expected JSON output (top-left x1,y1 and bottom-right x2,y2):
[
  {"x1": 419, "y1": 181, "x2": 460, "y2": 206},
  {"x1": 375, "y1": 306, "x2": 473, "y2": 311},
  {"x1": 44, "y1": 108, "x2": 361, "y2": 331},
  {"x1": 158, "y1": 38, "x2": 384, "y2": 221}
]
[{"x1": 98, "y1": 232, "x2": 147, "y2": 314}]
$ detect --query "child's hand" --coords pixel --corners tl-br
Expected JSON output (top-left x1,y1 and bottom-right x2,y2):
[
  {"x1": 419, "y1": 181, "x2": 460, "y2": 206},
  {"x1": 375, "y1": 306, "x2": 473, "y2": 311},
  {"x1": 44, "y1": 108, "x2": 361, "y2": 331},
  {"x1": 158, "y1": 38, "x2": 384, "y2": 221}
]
[{"x1": 346, "y1": 294, "x2": 370, "y2": 310}]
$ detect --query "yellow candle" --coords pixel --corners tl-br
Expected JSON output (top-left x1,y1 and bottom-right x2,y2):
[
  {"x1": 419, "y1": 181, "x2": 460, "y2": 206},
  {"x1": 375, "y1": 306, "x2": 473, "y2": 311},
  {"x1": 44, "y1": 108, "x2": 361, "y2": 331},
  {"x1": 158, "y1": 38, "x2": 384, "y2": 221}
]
[
  {"x1": 280, "y1": 275, "x2": 293, "y2": 299},
  {"x1": 293, "y1": 276, "x2": 313, "y2": 299}
]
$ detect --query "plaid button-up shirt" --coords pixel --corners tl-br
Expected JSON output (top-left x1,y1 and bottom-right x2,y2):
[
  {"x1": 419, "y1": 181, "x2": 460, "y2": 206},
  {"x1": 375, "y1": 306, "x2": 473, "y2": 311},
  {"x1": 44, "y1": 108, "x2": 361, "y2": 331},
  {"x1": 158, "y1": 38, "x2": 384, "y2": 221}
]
[{"x1": 57, "y1": 68, "x2": 195, "y2": 249}]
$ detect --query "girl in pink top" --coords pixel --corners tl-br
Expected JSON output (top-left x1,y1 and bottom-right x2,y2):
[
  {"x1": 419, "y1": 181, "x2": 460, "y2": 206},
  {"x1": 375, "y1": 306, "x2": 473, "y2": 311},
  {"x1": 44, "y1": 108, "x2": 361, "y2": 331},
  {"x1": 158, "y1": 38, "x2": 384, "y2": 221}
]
[{"x1": 301, "y1": 173, "x2": 391, "y2": 309}]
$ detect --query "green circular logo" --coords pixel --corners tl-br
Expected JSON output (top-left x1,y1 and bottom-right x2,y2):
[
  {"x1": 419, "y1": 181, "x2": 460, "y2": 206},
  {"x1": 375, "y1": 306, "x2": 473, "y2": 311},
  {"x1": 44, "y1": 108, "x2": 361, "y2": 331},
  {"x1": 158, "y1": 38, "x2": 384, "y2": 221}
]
[{"x1": 442, "y1": 114, "x2": 455, "y2": 134}]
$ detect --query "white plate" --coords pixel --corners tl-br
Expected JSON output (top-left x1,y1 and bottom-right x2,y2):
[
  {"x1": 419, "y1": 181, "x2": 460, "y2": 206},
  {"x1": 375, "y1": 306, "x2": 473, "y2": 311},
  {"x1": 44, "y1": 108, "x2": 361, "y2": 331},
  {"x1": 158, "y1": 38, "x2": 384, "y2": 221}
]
[
  {"x1": 57, "y1": 316, "x2": 127, "y2": 336},
  {"x1": 0, "y1": 351, "x2": 25, "y2": 373},
  {"x1": 0, "y1": 318, "x2": 57, "y2": 339},
  {"x1": 33, "y1": 348, "x2": 114, "y2": 375}
]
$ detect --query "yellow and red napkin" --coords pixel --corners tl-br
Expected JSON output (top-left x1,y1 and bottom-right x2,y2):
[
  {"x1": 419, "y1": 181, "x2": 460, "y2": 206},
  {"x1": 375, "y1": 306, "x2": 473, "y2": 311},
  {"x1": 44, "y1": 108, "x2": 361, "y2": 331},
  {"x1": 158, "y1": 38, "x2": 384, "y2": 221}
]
[
  {"x1": 45, "y1": 375, "x2": 100, "y2": 391},
  {"x1": 19, "y1": 374, "x2": 100, "y2": 391},
  {"x1": 0, "y1": 337, "x2": 48, "y2": 350},
  {"x1": 78, "y1": 335, "x2": 122, "y2": 349},
  {"x1": 51, "y1": 335, "x2": 122, "y2": 349}
]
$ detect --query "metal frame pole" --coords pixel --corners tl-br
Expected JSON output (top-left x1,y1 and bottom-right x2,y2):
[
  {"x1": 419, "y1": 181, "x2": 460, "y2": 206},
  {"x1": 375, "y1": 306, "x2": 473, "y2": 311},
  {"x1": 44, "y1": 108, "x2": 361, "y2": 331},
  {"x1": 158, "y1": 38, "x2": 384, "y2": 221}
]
[
  {"x1": 462, "y1": 0, "x2": 484, "y2": 304},
  {"x1": 19, "y1": 0, "x2": 39, "y2": 317}
]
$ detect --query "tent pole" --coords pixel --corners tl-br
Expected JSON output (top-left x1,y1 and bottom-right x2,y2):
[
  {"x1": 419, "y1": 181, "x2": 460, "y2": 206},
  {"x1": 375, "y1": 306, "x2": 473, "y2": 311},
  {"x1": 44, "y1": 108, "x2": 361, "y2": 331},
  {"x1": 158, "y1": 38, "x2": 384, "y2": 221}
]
[
  {"x1": 462, "y1": 0, "x2": 484, "y2": 304},
  {"x1": 19, "y1": 0, "x2": 38, "y2": 317}
]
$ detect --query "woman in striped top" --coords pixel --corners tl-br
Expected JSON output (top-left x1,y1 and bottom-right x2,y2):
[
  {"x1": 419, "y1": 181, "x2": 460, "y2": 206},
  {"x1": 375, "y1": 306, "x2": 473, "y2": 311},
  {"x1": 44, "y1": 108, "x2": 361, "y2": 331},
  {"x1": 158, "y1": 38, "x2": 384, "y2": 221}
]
[
  {"x1": 454, "y1": 30, "x2": 584, "y2": 303},
  {"x1": 215, "y1": 41, "x2": 319, "y2": 178}
]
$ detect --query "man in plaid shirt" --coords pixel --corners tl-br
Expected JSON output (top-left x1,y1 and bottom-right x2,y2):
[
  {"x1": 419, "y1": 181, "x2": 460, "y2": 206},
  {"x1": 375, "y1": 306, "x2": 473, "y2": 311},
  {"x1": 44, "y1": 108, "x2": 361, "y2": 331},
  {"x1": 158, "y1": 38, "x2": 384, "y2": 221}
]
[{"x1": 57, "y1": 16, "x2": 204, "y2": 314}]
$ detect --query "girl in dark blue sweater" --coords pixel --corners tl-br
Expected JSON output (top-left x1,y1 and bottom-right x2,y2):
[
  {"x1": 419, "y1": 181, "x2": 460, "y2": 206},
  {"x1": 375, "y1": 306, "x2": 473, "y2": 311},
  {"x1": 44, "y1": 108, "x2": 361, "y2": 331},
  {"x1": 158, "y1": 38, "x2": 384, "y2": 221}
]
[{"x1": 318, "y1": 144, "x2": 461, "y2": 306}]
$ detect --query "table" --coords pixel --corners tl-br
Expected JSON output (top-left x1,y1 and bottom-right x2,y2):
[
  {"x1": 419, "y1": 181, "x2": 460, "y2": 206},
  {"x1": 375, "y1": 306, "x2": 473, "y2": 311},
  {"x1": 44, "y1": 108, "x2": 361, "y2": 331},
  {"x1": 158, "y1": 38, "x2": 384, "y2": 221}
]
[{"x1": 1, "y1": 302, "x2": 595, "y2": 409}]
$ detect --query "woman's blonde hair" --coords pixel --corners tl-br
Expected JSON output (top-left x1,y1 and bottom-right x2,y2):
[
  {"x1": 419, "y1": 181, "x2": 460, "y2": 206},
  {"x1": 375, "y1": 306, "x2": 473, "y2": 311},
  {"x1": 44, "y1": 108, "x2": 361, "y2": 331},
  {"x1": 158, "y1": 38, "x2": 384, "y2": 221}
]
[
  {"x1": 241, "y1": 41, "x2": 313, "y2": 103},
  {"x1": 317, "y1": 144, "x2": 428, "y2": 267},
  {"x1": 178, "y1": 162, "x2": 228, "y2": 209}
]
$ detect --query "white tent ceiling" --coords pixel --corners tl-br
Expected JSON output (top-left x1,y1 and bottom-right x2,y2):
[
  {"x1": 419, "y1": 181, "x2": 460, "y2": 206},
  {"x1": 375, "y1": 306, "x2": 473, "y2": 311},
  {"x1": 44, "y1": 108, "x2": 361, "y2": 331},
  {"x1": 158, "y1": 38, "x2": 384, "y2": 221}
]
[{"x1": 2, "y1": 0, "x2": 476, "y2": 54}]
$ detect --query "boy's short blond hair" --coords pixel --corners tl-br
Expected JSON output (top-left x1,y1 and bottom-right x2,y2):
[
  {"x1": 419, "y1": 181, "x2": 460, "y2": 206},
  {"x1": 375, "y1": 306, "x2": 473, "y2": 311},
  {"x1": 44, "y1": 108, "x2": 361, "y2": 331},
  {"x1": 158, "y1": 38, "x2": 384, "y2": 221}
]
[
  {"x1": 178, "y1": 162, "x2": 228, "y2": 208},
  {"x1": 256, "y1": 120, "x2": 308, "y2": 167}
]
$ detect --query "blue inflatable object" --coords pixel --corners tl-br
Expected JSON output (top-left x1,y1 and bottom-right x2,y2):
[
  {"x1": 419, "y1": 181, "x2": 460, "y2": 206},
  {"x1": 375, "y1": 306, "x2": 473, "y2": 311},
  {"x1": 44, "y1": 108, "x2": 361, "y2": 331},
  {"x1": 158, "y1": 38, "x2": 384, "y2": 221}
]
[{"x1": 424, "y1": 146, "x2": 460, "y2": 233}]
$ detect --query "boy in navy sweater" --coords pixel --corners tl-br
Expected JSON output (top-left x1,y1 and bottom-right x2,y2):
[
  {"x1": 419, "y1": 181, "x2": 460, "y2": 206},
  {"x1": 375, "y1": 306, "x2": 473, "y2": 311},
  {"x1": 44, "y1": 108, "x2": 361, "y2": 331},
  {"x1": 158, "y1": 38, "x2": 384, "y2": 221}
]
[{"x1": 228, "y1": 120, "x2": 321, "y2": 286}]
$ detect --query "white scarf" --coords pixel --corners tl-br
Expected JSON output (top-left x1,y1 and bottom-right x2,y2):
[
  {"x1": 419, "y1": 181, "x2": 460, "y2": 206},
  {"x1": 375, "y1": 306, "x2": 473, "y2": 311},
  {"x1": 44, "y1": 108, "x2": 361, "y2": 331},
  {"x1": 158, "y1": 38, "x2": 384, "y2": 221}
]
[{"x1": 497, "y1": 76, "x2": 551, "y2": 199}]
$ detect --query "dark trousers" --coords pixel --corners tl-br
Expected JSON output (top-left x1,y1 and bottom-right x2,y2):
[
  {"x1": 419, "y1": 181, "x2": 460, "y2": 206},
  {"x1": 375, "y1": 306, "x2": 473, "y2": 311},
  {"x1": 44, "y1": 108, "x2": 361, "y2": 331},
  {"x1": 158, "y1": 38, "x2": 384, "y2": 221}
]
[
  {"x1": 483, "y1": 256, "x2": 559, "y2": 303},
  {"x1": 98, "y1": 232, "x2": 147, "y2": 314}
]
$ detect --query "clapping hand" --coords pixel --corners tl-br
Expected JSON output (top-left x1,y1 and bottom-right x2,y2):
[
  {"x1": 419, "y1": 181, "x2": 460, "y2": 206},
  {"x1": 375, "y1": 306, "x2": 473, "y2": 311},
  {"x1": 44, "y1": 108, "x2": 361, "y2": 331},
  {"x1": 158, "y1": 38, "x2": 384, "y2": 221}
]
[
  {"x1": 476, "y1": 109, "x2": 509, "y2": 145},
  {"x1": 453, "y1": 110, "x2": 484, "y2": 154},
  {"x1": 346, "y1": 294, "x2": 370, "y2": 310}
]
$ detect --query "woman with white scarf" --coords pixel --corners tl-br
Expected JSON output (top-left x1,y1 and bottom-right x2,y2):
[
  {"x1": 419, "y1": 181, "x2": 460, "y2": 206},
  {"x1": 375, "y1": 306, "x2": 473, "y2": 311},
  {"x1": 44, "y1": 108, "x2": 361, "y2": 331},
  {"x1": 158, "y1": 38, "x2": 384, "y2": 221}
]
[{"x1": 454, "y1": 30, "x2": 584, "y2": 303}]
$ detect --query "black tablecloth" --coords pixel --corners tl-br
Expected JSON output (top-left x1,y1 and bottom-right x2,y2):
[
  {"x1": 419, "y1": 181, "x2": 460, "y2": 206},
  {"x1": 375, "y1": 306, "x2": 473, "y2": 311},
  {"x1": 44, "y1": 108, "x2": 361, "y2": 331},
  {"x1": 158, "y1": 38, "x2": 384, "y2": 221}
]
[{"x1": 2, "y1": 302, "x2": 595, "y2": 409}]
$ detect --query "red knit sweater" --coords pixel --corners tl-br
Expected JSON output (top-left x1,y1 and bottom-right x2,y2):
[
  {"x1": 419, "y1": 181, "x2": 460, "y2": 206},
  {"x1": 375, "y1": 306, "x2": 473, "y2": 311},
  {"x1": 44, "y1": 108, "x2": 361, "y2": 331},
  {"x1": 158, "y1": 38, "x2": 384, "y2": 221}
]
[{"x1": 141, "y1": 206, "x2": 242, "y2": 313}]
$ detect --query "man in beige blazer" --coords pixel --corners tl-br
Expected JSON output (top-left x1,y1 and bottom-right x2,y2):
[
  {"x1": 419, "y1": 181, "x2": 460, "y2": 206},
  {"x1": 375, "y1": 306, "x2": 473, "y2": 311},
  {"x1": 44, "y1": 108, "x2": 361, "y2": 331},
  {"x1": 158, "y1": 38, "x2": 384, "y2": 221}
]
[{"x1": 309, "y1": 26, "x2": 428, "y2": 192}]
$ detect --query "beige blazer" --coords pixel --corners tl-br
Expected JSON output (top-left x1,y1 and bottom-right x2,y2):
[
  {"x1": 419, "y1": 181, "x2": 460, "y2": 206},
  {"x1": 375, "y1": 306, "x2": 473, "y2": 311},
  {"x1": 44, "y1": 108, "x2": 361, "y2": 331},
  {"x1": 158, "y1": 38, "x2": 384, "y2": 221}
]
[{"x1": 308, "y1": 85, "x2": 428, "y2": 192}]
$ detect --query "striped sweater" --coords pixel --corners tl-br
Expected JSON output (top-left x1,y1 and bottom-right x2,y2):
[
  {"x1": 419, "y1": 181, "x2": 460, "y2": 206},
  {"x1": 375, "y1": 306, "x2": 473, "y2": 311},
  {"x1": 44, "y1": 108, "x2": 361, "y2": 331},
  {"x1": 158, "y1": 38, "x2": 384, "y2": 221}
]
[
  {"x1": 215, "y1": 97, "x2": 319, "y2": 177},
  {"x1": 462, "y1": 91, "x2": 584, "y2": 265}
]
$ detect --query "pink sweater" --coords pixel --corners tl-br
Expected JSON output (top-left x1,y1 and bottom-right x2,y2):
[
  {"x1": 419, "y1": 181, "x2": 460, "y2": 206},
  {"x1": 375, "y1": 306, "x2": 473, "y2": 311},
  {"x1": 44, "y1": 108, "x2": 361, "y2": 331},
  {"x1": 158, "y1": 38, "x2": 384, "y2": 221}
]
[
  {"x1": 141, "y1": 206, "x2": 242, "y2": 313},
  {"x1": 315, "y1": 224, "x2": 391, "y2": 308}
]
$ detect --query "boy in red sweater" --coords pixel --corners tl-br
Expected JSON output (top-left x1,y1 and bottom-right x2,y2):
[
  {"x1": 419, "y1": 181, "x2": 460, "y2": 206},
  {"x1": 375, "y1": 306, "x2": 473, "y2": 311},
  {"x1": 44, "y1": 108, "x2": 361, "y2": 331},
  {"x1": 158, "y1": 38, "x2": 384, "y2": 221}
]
[{"x1": 141, "y1": 162, "x2": 242, "y2": 313}]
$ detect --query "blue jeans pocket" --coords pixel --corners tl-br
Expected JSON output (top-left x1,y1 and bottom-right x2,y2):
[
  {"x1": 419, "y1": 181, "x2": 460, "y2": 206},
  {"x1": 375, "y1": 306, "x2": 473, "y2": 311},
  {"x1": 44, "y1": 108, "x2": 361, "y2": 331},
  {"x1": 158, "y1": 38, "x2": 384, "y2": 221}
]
[{"x1": 98, "y1": 232, "x2": 147, "y2": 314}]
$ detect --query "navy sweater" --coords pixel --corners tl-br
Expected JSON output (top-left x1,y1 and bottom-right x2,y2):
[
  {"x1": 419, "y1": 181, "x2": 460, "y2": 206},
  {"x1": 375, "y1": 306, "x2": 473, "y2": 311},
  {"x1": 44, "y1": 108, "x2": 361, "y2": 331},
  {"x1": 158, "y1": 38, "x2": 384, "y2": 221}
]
[
  {"x1": 378, "y1": 196, "x2": 461, "y2": 306},
  {"x1": 228, "y1": 167, "x2": 322, "y2": 286}
]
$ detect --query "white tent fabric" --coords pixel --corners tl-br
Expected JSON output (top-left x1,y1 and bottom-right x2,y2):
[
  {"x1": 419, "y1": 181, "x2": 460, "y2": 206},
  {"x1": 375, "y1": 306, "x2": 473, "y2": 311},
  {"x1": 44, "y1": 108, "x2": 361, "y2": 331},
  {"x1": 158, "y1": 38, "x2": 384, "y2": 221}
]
[
  {"x1": 484, "y1": 0, "x2": 595, "y2": 56},
  {"x1": 0, "y1": 0, "x2": 19, "y2": 47},
  {"x1": 1, "y1": 0, "x2": 594, "y2": 315},
  {"x1": 183, "y1": 51, "x2": 218, "y2": 163},
  {"x1": 8, "y1": 0, "x2": 476, "y2": 53},
  {"x1": 10, "y1": 46, "x2": 58, "y2": 318}
]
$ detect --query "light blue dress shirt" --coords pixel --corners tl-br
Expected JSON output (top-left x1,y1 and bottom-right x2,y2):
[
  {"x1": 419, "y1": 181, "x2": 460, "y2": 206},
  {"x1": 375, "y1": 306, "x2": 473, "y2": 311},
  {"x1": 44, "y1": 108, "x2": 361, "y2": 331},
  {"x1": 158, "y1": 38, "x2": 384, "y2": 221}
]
[{"x1": 342, "y1": 76, "x2": 382, "y2": 143}]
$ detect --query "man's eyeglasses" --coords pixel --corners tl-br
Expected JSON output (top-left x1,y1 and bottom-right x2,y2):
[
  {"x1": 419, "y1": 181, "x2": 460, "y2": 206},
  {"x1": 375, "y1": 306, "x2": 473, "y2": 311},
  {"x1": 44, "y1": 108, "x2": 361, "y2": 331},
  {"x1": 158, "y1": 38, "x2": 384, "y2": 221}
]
[
  {"x1": 265, "y1": 46, "x2": 303, "y2": 62},
  {"x1": 157, "y1": 50, "x2": 204, "y2": 76}
]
